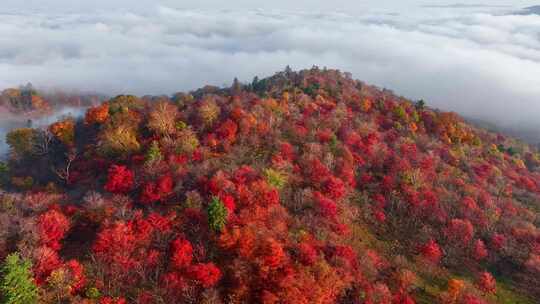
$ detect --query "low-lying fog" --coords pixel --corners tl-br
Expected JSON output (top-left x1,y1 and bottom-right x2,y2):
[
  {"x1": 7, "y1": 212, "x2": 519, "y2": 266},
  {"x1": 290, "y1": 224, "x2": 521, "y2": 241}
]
[
  {"x1": 1, "y1": 2, "x2": 540, "y2": 146},
  {"x1": 0, "y1": 107, "x2": 87, "y2": 156}
]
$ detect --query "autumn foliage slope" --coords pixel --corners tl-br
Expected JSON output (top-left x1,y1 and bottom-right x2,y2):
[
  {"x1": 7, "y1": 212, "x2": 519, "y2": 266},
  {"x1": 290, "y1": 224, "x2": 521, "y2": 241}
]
[{"x1": 0, "y1": 68, "x2": 539, "y2": 304}]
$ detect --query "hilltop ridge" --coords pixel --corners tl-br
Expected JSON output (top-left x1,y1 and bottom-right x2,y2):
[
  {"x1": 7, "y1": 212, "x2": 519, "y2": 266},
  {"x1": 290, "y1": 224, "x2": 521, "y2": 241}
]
[{"x1": 0, "y1": 67, "x2": 539, "y2": 304}]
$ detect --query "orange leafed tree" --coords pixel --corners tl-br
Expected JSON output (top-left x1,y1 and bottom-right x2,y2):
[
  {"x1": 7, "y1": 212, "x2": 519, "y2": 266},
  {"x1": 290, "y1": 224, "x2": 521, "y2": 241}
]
[
  {"x1": 85, "y1": 103, "x2": 109, "y2": 125},
  {"x1": 49, "y1": 119, "x2": 75, "y2": 145}
]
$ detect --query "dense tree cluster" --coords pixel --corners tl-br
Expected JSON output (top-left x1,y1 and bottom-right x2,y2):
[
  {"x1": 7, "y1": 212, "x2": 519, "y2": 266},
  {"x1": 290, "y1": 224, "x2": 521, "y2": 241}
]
[
  {"x1": 0, "y1": 84, "x2": 103, "y2": 115},
  {"x1": 0, "y1": 68, "x2": 539, "y2": 303}
]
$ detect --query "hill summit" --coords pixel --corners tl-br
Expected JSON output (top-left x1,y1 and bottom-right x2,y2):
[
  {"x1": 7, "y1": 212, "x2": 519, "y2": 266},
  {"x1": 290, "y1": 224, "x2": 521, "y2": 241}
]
[{"x1": 0, "y1": 67, "x2": 539, "y2": 304}]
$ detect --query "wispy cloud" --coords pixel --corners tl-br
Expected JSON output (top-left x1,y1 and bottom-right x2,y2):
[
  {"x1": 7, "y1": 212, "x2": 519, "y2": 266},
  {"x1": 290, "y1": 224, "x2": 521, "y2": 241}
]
[
  {"x1": 422, "y1": 3, "x2": 511, "y2": 9},
  {"x1": 0, "y1": 5, "x2": 539, "y2": 138}
]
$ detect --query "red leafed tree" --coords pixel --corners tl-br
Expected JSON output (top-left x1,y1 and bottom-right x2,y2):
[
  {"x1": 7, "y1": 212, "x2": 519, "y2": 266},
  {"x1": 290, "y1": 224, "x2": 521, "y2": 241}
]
[
  {"x1": 220, "y1": 194, "x2": 236, "y2": 213},
  {"x1": 314, "y1": 192, "x2": 338, "y2": 218},
  {"x1": 298, "y1": 242, "x2": 318, "y2": 265},
  {"x1": 373, "y1": 208, "x2": 386, "y2": 223},
  {"x1": 104, "y1": 165, "x2": 135, "y2": 194},
  {"x1": 65, "y1": 259, "x2": 86, "y2": 293},
  {"x1": 308, "y1": 159, "x2": 331, "y2": 184},
  {"x1": 187, "y1": 263, "x2": 222, "y2": 288},
  {"x1": 476, "y1": 271, "x2": 496, "y2": 294},
  {"x1": 147, "y1": 212, "x2": 173, "y2": 233},
  {"x1": 316, "y1": 129, "x2": 334, "y2": 143},
  {"x1": 333, "y1": 245, "x2": 357, "y2": 268},
  {"x1": 137, "y1": 292, "x2": 155, "y2": 304},
  {"x1": 324, "y1": 176, "x2": 347, "y2": 200},
  {"x1": 393, "y1": 292, "x2": 416, "y2": 304},
  {"x1": 91, "y1": 214, "x2": 172, "y2": 295},
  {"x1": 140, "y1": 175, "x2": 174, "y2": 204},
  {"x1": 338, "y1": 163, "x2": 356, "y2": 187},
  {"x1": 260, "y1": 238, "x2": 286, "y2": 269},
  {"x1": 37, "y1": 209, "x2": 70, "y2": 251},
  {"x1": 33, "y1": 246, "x2": 63, "y2": 285},
  {"x1": 461, "y1": 196, "x2": 478, "y2": 213},
  {"x1": 140, "y1": 182, "x2": 161, "y2": 204},
  {"x1": 280, "y1": 142, "x2": 295, "y2": 161},
  {"x1": 420, "y1": 239, "x2": 442, "y2": 264},
  {"x1": 217, "y1": 119, "x2": 238, "y2": 142},
  {"x1": 157, "y1": 175, "x2": 174, "y2": 196},
  {"x1": 99, "y1": 297, "x2": 127, "y2": 304},
  {"x1": 170, "y1": 238, "x2": 193, "y2": 269},
  {"x1": 92, "y1": 221, "x2": 143, "y2": 272},
  {"x1": 445, "y1": 219, "x2": 474, "y2": 246},
  {"x1": 491, "y1": 233, "x2": 506, "y2": 251},
  {"x1": 473, "y1": 239, "x2": 488, "y2": 261}
]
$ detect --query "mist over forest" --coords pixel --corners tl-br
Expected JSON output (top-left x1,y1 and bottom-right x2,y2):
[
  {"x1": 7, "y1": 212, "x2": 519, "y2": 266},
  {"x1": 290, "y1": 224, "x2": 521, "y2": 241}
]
[
  {"x1": 1, "y1": 3, "x2": 540, "y2": 145},
  {"x1": 0, "y1": 2, "x2": 539, "y2": 304}
]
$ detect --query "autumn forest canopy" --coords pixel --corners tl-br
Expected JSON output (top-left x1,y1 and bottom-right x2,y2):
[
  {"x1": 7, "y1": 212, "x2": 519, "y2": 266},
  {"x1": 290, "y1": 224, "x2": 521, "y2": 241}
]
[{"x1": 0, "y1": 67, "x2": 539, "y2": 304}]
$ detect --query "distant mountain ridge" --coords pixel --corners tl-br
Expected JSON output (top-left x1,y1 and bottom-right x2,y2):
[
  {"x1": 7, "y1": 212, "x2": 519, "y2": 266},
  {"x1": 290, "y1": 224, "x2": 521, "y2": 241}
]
[{"x1": 519, "y1": 5, "x2": 540, "y2": 14}]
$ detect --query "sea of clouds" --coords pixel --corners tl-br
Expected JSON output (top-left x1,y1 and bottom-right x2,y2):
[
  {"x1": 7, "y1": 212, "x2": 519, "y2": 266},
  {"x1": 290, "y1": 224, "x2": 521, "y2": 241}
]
[{"x1": 0, "y1": 4, "x2": 539, "y2": 144}]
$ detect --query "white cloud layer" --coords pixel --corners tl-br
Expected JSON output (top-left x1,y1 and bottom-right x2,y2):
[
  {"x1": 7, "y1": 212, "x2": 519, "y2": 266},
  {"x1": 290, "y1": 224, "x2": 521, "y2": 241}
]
[{"x1": 1, "y1": 4, "x2": 540, "y2": 137}]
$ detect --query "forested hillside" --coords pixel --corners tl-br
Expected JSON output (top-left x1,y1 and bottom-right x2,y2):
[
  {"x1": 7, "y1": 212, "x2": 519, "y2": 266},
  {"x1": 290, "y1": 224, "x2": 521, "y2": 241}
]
[{"x1": 0, "y1": 68, "x2": 539, "y2": 304}]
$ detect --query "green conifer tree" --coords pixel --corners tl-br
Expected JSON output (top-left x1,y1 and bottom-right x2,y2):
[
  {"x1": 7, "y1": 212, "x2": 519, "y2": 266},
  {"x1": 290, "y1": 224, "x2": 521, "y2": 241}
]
[
  {"x1": 1, "y1": 253, "x2": 39, "y2": 304},
  {"x1": 145, "y1": 141, "x2": 162, "y2": 164},
  {"x1": 207, "y1": 196, "x2": 227, "y2": 232}
]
